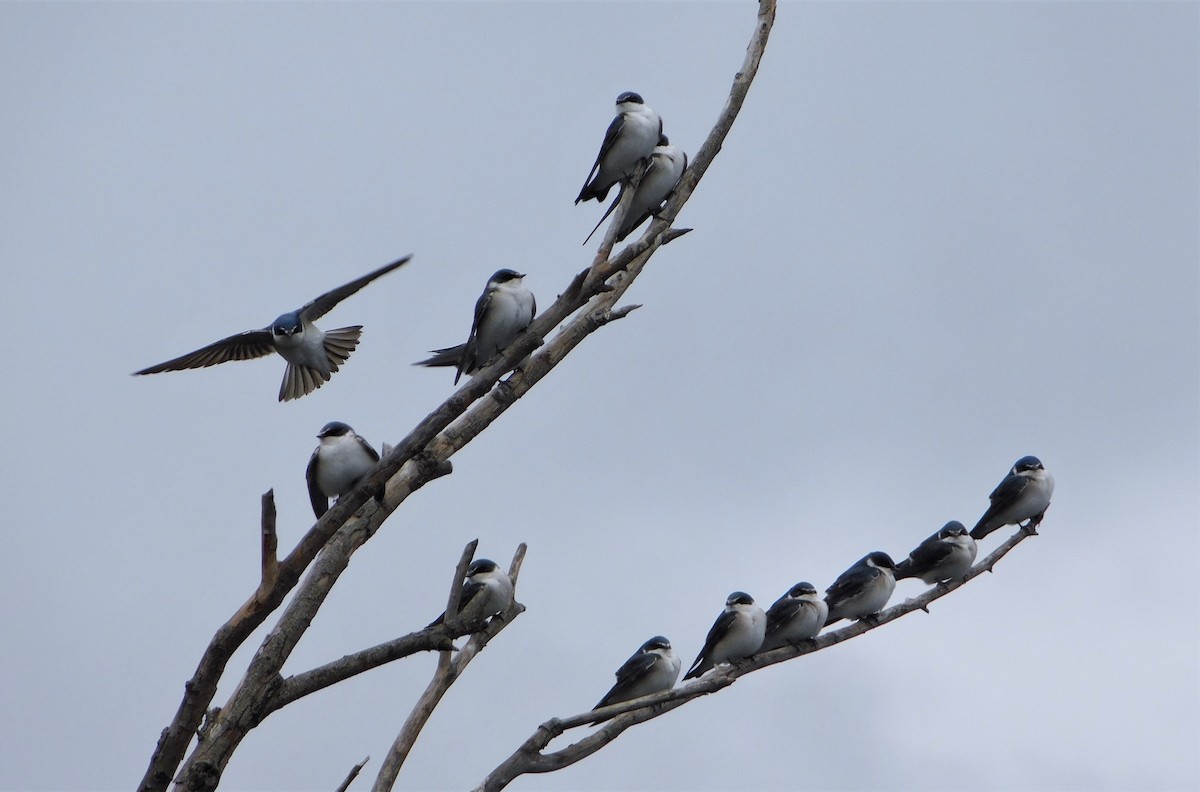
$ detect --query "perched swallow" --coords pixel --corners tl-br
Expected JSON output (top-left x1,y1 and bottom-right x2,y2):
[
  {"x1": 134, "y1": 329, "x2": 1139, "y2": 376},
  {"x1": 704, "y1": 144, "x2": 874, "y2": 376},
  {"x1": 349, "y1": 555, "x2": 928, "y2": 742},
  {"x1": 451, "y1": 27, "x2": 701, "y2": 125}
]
[
  {"x1": 592, "y1": 635, "x2": 681, "y2": 718},
  {"x1": 305, "y1": 421, "x2": 380, "y2": 519},
  {"x1": 584, "y1": 135, "x2": 688, "y2": 245},
  {"x1": 683, "y1": 592, "x2": 766, "y2": 680},
  {"x1": 575, "y1": 91, "x2": 663, "y2": 204},
  {"x1": 760, "y1": 582, "x2": 829, "y2": 651},
  {"x1": 415, "y1": 269, "x2": 536, "y2": 384},
  {"x1": 134, "y1": 255, "x2": 412, "y2": 401},
  {"x1": 429, "y1": 559, "x2": 513, "y2": 627},
  {"x1": 824, "y1": 552, "x2": 897, "y2": 627},
  {"x1": 895, "y1": 521, "x2": 978, "y2": 584},
  {"x1": 970, "y1": 456, "x2": 1055, "y2": 540}
]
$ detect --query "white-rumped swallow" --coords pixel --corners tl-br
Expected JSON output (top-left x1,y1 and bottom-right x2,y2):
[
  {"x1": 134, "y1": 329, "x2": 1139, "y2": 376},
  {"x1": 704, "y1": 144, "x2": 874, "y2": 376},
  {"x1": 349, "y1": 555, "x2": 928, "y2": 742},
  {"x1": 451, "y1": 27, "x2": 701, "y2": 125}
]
[
  {"x1": 305, "y1": 421, "x2": 380, "y2": 519},
  {"x1": 429, "y1": 559, "x2": 513, "y2": 627},
  {"x1": 576, "y1": 91, "x2": 662, "y2": 204},
  {"x1": 592, "y1": 635, "x2": 681, "y2": 719},
  {"x1": 761, "y1": 582, "x2": 829, "y2": 651},
  {"x1": 970, "y1": 456, "x2": 1054, "y2": 540},
  {"x1": 134, "y1": 255, "x2": 411, "y2": 401},
  {"x1": 824, "y1": 552, "x2": 897, "y2": 626},
  {"x1": 895, "y1": 521, "x2": 977, "y2": 584},
  {"x1": 415, "y1": 269, "x2": 536, "y2": 384},
  {"x1": 683, "y1": 591, "x2": 766, "y2": 680}
]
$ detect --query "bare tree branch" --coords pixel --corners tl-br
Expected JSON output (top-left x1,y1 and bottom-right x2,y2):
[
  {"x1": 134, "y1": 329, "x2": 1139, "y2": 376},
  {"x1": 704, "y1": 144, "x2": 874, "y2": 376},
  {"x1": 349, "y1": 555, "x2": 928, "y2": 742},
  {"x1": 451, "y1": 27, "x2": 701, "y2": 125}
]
[
  {"x1": 212, "y1": 542, "x2": 510, "y2": 722},
  {"x1": 260, "y1": 490, "x2": 278, "y2": 592},
  {"x1": 476, "y1": 523, "x2": 1034, "y2": 791},
  {"x1": 333, "y1": 757, "x2": 370, "y2": 792},
  {"x1": 372, "y1": 545, "x2": 528, "y2": 792},
  {"x1": 141, "y1": 1, "x2": 772, "y2": 788}
]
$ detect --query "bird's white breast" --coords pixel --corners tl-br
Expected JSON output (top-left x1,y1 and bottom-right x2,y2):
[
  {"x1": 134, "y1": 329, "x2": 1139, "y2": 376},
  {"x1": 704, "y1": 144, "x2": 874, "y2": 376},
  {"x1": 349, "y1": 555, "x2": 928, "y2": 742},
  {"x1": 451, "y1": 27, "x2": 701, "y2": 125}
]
[
  {"x1": 478, "y1": 285, "x2": 534, "y2": 356},
  {"x1": 316, "y1": 435, "x2": 376, "y2": 497}
]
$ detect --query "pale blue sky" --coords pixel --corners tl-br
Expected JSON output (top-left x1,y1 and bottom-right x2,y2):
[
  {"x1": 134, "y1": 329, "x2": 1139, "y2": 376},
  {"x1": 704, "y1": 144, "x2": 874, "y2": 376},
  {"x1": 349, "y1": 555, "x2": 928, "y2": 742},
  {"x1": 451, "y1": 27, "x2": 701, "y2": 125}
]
[{"x1": 2, "y1": 3, "x2": 1197, "y2": 790}]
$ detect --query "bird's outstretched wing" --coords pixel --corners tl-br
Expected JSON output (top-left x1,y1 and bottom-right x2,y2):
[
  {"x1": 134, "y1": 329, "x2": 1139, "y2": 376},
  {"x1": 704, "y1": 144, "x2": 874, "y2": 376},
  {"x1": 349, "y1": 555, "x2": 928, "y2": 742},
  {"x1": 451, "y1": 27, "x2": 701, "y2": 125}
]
[
  {"x1": 298, "y1": 254, "x2": 412, "y2": 322},
  {"x1": 133, "y1": 328, "x2": 274, "y2": 374}
]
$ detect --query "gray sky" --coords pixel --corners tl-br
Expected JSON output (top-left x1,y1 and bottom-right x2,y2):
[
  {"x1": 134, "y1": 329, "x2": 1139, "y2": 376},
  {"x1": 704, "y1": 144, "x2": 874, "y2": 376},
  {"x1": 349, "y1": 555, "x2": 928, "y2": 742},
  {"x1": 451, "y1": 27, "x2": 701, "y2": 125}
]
[{"x1": 2, "y1": 2, "x2": 1197, "y2": 790}]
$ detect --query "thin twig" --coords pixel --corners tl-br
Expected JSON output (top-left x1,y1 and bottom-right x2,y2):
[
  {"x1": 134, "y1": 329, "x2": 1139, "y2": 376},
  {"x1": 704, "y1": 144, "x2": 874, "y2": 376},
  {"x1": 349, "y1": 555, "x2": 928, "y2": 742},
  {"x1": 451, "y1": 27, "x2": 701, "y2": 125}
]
[
  {"x1": 439, "y1": 541, "x2": 479, "y2": 673},
  {"x1": 333, "y1": 756, "x2": 369, "y2": 792}
]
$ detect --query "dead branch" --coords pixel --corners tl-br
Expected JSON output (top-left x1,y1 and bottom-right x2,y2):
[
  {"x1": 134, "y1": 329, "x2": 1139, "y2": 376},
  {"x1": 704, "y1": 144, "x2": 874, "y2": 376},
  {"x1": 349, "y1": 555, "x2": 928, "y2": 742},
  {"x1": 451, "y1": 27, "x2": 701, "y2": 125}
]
[
  {"x1": 333, "y1": 756, "x2": 369, "y2": 792},
  {"x1": 259, "y1": 491, "x2": 278, "y2": 592},
  {"x1": 141, "y1": 1, "x2": 772, "y2": 788}
]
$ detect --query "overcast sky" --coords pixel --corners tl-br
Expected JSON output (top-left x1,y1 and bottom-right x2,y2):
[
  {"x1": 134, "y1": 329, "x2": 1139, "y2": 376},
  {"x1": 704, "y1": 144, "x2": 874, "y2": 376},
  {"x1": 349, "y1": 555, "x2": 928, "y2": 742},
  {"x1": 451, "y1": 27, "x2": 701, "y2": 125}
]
[{"x1": 2, "y1": 2, "x2": 1197, "y2": 791}]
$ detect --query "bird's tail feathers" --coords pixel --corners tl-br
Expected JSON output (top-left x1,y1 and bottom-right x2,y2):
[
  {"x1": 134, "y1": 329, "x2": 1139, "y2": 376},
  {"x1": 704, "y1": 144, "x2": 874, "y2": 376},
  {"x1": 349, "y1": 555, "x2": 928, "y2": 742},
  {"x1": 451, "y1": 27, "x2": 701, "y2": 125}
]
[
  {"x1": 280, "y1": 363, "x2": 331, "y2": 402},
  {"x1": 682, "y1": 660, "x2": 710, "y2": 681},
  {"x1": 583, "y1": 186, "x2": 627, "y2": 245},
  {"x1": 576, "y1": 179, "x2": 611, "y2": 205},
  {"x1": 414, "y1": 344, "x2": 467, "y2": 369},
  {"x1": 968, "y1": 521, "x2": 995, "y2": 541},
  {"x1": 322, "y1": 326, "x2": 363, "y2": 369}
]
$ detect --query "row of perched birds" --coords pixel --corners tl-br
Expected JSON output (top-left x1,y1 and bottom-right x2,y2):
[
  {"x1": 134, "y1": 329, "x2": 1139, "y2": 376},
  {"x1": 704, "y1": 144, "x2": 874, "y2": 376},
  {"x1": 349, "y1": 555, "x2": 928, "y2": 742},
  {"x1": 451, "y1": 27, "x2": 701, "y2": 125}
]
[
  {"x1": 131, "y1": 92, "x2": 683, "y2": 516},
  {"x1": 440, "y1": 456, "x2": 1053, "y2": 718}
]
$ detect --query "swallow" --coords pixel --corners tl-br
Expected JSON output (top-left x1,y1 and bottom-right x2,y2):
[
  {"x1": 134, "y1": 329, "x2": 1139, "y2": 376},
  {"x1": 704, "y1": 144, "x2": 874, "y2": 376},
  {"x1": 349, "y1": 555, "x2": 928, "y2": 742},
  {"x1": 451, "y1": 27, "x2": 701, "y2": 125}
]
[
  {"x1": 760, "y1": 582, "x2": 829, "y2": 651},
  {"x1": 415, "y1": 269, "x2": 536, "y2": 384},
  {"x1": 591, "y1": 635, "x2": 681, "y2": 720},
  {"x1": 823, "y1": 552, "x2": 897, "y2": 627},
  {"x1": 584, "y1": 134, "x2": 687, "y2": 244},
  {"x1": 133, "y1": 255, "x2": 412, "y2": 401},
  {"x1": 429, "y1": 559, "x2": 513, "y2": 627},
  {"x1": 305, "y1": 421, "x2": 380, "y2": 519},
  {"x1": 970, "y1": 456, "x2": 1055, "y2": 540},
  {"x1": 894, "y1": 521, "x2": 978, "y2": 584},
  {"x1": 683, "y1": 592, "x2": 766, "y2": 680},
  {"x1": 575, "y1": 91, "x2": 663, "y2": 204}
]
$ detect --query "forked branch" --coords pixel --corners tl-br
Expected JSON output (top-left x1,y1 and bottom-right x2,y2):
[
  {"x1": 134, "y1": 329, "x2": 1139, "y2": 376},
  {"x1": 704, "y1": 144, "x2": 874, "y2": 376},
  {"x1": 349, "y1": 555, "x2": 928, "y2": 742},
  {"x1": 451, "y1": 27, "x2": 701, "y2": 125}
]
[
  {"x1": 141, "y1": 2, "x2": 776, "y2": 789},
  {"x1": 372, "y1": 545, "x2": 528, "y2": 791}
]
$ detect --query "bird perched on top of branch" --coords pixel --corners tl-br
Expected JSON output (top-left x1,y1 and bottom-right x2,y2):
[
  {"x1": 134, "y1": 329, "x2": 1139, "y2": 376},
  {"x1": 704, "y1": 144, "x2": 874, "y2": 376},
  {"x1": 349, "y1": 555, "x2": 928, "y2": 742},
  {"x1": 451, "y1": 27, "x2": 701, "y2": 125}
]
[
  {"x1": 824, "y1": 552, "x2": 897, "y2": 627},
  {"x1": 895, "y1": 521, "x2": 977, "y2": 584},
  {"x1": 683, "y1": 591, "x2": 766, "y2": 680},
  {"x1": 305, "y1": 421, "x2": 380, "y2": 519},
  {"x1": 429, "y1": 559, "x2": 514, "y2": 627},
  {"x1": 415, "y1": 269, "x2": 536, "y2": 385},
  {"x1": 575, "y1": 91, "x2": 662, "y2": 204},
  {"x1": 760, "y1": 582, "x2": 828, "y2": 651},
  {"x1": 970, "y1": 456, "x2": 1055, "y2": 540},
  {"x1": 584, "y1": 134, "x2": 688, "y2": 245},
  {"x1": 591, "y1": 635, "x2": 681, "y2": 720}
]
